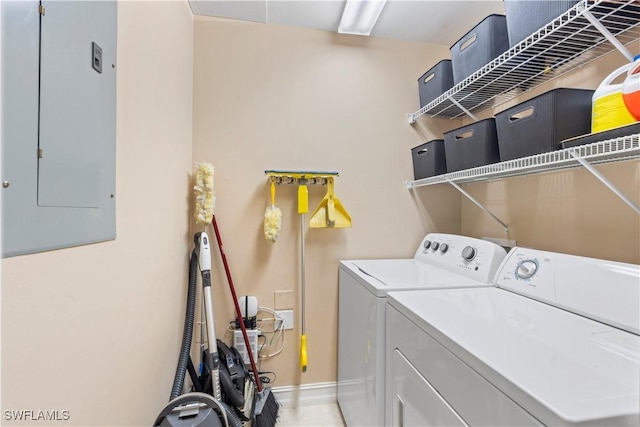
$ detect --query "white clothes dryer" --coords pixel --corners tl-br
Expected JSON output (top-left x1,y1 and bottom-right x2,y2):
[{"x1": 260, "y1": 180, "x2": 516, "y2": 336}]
[
  {"x1": 337, "y1": 233, "x2": 507, "y2": 427},
  {"x1": 386, "y1": 247, "x2": 640, "y2": 426}
]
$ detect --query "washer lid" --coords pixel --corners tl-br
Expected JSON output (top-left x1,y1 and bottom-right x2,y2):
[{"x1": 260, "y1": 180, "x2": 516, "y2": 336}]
[
  {"x1": 349, "y1": 259, "x2": 478, "y2": 296},
  {"x1": 388, "y1": 288, "x2": 640, "y2": 426}
]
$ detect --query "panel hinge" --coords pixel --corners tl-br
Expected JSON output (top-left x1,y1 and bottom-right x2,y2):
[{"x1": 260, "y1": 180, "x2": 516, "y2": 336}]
[
  {"x1": 37, "y1": 148, "x2": 43, "y2": 158},
  {"x1": 39, "y1": 4, "x2": 45, "y2": 16}
]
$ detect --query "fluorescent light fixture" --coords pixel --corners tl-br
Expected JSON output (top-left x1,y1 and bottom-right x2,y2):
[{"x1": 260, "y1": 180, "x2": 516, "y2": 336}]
[{"x1": 338, "y1": 0, "x2": 388, "y2": 36}]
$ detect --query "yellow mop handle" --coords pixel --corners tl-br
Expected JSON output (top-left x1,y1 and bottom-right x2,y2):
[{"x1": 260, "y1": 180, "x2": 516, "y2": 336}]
[
  {"x1": 300, "y1": 334, "x2": 307, "y2": 372},
  {"x1": 298, "y1": 183, "x2": 308, "y2": 214},
  {"x1": 298, "y1": 179, "x2": 308, "y2": 373}
]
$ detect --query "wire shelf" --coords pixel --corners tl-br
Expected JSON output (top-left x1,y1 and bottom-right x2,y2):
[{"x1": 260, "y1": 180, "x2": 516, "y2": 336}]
[
  {"x1": 407, "y1": 134, "x2": 640, "y2": 188},
  {"x1": 409, "y1": 0, "x2": 640, "y2": 122}
]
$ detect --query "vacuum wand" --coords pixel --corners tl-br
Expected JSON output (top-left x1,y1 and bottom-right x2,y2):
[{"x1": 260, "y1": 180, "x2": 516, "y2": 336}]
[{"x1": 197, "y1": 232, "x2": 222, "y2": 402}]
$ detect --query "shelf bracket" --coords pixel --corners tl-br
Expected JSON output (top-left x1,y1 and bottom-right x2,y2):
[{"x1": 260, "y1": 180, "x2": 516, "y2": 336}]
[
  {"x1": 446, "y1": 178, "x2": 510, "y2": 235},
  {"x1": 581, "y1": 8, "x2": 634, "y2": 61},
  {"x1": 448, "y1": 97, "x2": 479, "y2": 121},
  {"x1": 568, "y1": 150, "x2": 640, "y2": 215}
]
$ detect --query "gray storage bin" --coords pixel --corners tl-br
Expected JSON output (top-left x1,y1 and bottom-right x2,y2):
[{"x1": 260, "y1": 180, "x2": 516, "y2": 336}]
[
  {"x1": 412, "y1": 139, "x2": 447, "y2": 179},
  {"x1": 444, "y1": 119, "x2": 500, "y2": 172},
  {"x1": 418, "y1": 60, "x2": 454, "y2": 109},
  {"x1": 504, "y1": 0, "x2": 579, "y2": 47},
  {"x1": 450, "y1": 14, "x2": 509, "y2": 85},
  {"x1": 495, "y1": 88, "x2": 593, "y2": 161}
]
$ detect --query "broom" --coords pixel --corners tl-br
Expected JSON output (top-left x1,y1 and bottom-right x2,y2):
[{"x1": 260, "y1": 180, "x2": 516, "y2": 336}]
[
  {"x1": 194, "y1": 163, "x2": 279, "y2": 426},
  {"x1": 211, "y1": 215, "x2": 280, "y2": 427}
]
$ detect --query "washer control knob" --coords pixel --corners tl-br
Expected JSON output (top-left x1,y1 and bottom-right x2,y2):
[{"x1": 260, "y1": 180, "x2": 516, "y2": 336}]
[
  {"x1": 440, "y1": 243, "x2": 449, "y2": 253},
  {"x1": 516, "y1": 260, "x2": 538, "y2": 279},
  {"x1": 432, "y1": 242, "x2": 440, "y2": 251},
  {"x1": 423, "y1": 240, "x2": 431, "y2": 250},
  {"x1": 461, "y1": 246, "x2": 476, "y2": 261}
]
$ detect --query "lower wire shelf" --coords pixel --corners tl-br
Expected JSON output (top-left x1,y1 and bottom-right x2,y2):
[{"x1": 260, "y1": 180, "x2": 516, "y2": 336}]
[
  {"x1": 407, "y1": 134, "x2": 640, "y2": 232},
  {"x1": 407, "y1": 134, "x2": 640, "y2": 189}
]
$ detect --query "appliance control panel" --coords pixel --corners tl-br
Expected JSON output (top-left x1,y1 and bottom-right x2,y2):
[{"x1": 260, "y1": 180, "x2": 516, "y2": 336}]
[
  {"x1": 414, "y1": 233, "x2": 507, "y2": 283},
  {"x1": 496, "y1": 247, "x2": 640, "y2": 334},
  {"x1": 495, "y1": 248, "x2": 557, "y2": 303}
]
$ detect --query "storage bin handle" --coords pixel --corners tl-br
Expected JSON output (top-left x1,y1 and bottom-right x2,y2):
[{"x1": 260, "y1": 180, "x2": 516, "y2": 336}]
[
  {"x1": 459, "y1": 33, "x2": 478, "y2": 52},
  {"x1": 509, "y1": 106, "x2": 535, "y2": 123},
  {"x1": 423, "y1": 73, "x2": 435, "y2": 85},
  {"x1": 417, "y1": 148, "x2": 429, "y2": 155},
  {"x1": 454, "y1": 130, "x2": 474, "y2": 140}
]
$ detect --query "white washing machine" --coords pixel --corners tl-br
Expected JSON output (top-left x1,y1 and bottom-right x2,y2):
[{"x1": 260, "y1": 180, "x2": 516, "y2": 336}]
[
  {"x1": 337, "y1": 233, "x2": 508, "y2": 427},
  {"x1": 386, "y1": 247, "x2": 640, "y2": 426}
]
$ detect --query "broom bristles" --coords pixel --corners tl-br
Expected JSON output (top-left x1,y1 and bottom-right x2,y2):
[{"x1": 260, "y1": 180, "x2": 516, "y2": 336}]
[{"x1": 254, "y1": 388, "x2": 280, "y2": 427}]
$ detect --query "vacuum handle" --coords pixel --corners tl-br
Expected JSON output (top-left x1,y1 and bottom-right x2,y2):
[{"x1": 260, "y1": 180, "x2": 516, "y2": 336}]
[{"x1": 198, "y1": 232, "x2": 211, "y2": 271}]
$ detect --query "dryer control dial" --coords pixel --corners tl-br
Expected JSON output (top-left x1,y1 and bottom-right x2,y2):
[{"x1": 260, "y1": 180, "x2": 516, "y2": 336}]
[
  {"x1": 423, "y1": 240, "x2": 431, "y2": 250},
  {"x1": 432, "y1": 242, "x2": 440, "y2": 251},
  {"x1": 461, "y1": 246, "x2": 476, "y2": 261},
  {"x1": 440, "y1": 243, "x2": 449, "y2": 253},
  {"x1": 516, "y1": 260, "x2": 538, "y2": 279}
]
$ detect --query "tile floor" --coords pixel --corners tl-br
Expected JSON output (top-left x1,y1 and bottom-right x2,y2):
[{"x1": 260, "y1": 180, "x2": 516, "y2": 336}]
[{"x1": 277, "y1": 402, "x2": 346, "y2": 426}]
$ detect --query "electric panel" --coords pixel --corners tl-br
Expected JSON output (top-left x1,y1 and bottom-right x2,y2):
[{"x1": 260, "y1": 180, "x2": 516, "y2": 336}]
[{"x1": 1, "y1": 1, "x2": 117, "y2": 257}]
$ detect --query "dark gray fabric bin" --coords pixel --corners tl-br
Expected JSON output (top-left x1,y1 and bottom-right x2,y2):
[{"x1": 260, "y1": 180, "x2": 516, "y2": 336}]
[
  {"x1": 412, "y1": 139, "x2": 447, "y2": 179},
  {"x1": 444, "y1": 119, "x2": 500, "y2": 172},
  {"x1": 418, "y1": 60, "x2": 454, "y2": 109},
  {"x1": 450, "y1": 14, "x2": 509, "y2": 85},
  {"x1": 495, "y1": 88, "x2": 593, "y2": 161},
  {"x1": 504, "y1": 0, "x2": 579, "y2": 47}
]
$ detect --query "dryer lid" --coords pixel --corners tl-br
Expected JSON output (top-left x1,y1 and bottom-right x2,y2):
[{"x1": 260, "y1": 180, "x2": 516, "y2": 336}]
[{"x1": 388, "y1": 287, "x2": 640, "y2": 426}]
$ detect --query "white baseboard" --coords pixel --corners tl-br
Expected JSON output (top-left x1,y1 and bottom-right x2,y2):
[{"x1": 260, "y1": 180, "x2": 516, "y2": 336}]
[{"x1": 270, "y1": 381, "x2": 337, "y2": 408}]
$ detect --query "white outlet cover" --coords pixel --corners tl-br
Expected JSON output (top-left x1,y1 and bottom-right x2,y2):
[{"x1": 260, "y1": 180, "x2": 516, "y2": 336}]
[{"x1": 277, "y1": 310, "x2": 294, "y2": 330}]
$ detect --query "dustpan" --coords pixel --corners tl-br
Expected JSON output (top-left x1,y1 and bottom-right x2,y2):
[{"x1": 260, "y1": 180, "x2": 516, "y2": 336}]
[{"x1": 310, "y1": 177, "x2": 352, "y2": 228}]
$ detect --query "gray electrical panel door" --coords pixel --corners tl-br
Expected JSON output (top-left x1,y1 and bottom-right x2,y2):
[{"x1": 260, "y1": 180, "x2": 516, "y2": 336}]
[{"x1": 1, "y1": 1, "x2": 117, "y2": 257}]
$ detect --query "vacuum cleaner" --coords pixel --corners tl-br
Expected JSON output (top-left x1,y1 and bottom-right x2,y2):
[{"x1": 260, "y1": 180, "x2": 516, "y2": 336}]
[
  {"x1": 156, "y1": 163, "x2": 278, "y2": 427},
  {"x1": 154, "y1": 233, "x2": 243, "y2": 427}
]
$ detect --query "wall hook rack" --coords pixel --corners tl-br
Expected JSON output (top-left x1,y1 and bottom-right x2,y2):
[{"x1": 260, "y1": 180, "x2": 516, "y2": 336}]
[{"x1": 265, "y1": 170, "x2": 339, "y2": 186}]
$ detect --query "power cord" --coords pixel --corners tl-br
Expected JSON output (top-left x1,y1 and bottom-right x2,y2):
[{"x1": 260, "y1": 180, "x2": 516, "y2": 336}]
[{"x1": 258, "y1": 371, "x2": 277, "y2": 385}]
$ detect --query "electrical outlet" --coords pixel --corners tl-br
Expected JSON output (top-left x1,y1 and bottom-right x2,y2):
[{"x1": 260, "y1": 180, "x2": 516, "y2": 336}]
[{"x1": 276, "y1": 310, "x2": 294, "y2": 330}]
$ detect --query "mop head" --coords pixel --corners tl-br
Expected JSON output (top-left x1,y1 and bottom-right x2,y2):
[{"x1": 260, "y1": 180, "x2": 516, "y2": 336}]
[
  {"x1": 194, "y1": 162, "x2": 215, "y2": 225},
  {"x1": 263, "y1": 206, "x2": 282, "y2": 243}
]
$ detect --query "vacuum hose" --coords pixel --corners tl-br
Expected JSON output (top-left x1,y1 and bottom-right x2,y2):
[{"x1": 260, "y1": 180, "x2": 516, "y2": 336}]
[{"x1": 170, "y1": 249, "x2": 199, "y2": 400}]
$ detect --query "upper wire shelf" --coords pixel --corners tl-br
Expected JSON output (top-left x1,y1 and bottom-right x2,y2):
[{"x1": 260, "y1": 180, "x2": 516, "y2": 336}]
[
  {"x1": 406, "y1": 134, "x2": 640, "y2": 189},
  {"x1": 408, "y1": 0, "x2": 640, "y2": 122}
]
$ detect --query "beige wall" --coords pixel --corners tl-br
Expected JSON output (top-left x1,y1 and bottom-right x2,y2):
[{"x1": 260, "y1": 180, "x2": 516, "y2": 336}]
[
  {"x1": 192, "y1": 16, "x2": 461, "y2": 388},
  {"x1": 2, "y1": 4, "x2": 638, "y2": 423},
  {"x1": 1, "y1": 1, "x2": 194, "y2": 425},
  {"x1": 192, "y1": 19, "x2": 640, "y2": 393},
  {"x1": 457, "y1": 48, "x2": 640, "y2": 263}
]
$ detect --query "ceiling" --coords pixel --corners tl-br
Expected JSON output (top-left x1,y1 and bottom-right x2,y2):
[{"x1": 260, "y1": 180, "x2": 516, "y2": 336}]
[{"x1": 188, "y1": 0, "x2": 506, "y2": 46}]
